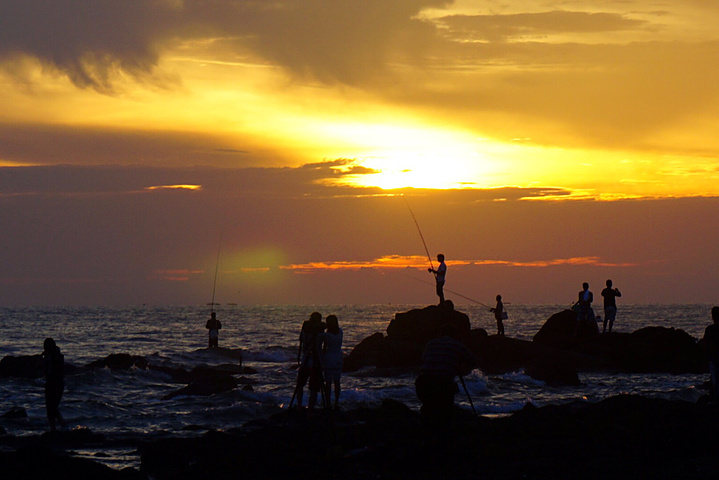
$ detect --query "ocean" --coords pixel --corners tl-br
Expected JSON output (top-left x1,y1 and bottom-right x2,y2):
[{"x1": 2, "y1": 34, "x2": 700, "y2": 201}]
[{"x1": 0, "y1": 304, "x2": 713, "y2": 468}]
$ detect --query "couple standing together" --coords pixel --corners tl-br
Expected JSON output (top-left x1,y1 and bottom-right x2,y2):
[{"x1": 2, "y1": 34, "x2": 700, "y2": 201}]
[{"x1": 578, "y1": 279, "x2": 622, "y2": 333}]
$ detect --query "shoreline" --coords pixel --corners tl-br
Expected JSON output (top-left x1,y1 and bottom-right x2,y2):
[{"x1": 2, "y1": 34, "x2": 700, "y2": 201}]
[{"x1": 2, "y1": 394, "x2": 718, "y2": 479}]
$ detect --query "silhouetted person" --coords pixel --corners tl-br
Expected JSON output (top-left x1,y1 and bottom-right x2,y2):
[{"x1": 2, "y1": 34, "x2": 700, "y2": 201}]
[
  {"x1": 205, "y1": 311, "x2": 222, "y2": 348},
  {"x1": 574, "y1": 282, "x2": 593, "y2": 335},
  {"x1": 320, "y1": 315, "x2": 343, "y2": 411},
  {"x1": 415, "y1": 323, "x2": 475, "y2": 434},
  {"x1": 43, "y1": 338, "x2": 65, "y2": 432},
  {"x1": 703, "y1": 307, "x2": 719, "y2": 401},
  {"x1": 490, "y1": 294, "x2": 505, "y2": 336},
  {"x1": 428, "y1": 254, "x2": 447, "y2": 305},
  {"x1": 601, "y1": 279, "x2": 622, "y2": 333},
  {"x1": 295, "y1": 312, "x2": 326, "y2": 409}
]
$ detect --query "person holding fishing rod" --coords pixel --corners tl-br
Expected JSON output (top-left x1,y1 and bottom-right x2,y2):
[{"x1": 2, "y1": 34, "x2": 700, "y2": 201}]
[
  {"x1": 428, "y1": 253, "x2": 447, "y2": 305},
  {"x1": 415, "y1": 323, "x2": 476, "y2": 436},
  {"x1": 206, "y1": 311, "x2": 222, "y2": 348}
]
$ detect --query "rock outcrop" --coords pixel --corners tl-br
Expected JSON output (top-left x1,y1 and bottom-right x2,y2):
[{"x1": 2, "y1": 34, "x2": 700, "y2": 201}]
[{"x1": 345, "y1": 305, "x2": 704, "y2": 385}]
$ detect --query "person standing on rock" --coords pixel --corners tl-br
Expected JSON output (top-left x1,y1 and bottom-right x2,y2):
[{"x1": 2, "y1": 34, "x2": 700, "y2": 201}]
[
  {"x1": 428, "y1": 254, "x2": 447, "y2": 305},
  {"x1": 43, "y1": 338, "x2": 66, "y2": 432},
  {"x1": 490, "y1": 294, "x2": 506, "y2": 336},
  {"x1": 415, "y1": 323, "x2": 475, "y2": 434},
  {"x1": 601, "y1": 279, "x2": 622, "y2": 333},
  {"x1": 206, "y1": 311, "x2": 222, "y2": 348},
  {"x1": 573, "y1": 282, "x2": 594, "y2": 335},
  {"x1": 703, "y1": 307, "x2": 719, "y2": 401}
]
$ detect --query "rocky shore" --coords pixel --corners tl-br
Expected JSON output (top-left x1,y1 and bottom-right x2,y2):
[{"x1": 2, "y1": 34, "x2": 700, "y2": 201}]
[
  {"x1": 1, "y1": 305, "x2": 714, "y2": 479},
  {"x1": 2, "y1": 394, "x2": 719, "y2": 479}
]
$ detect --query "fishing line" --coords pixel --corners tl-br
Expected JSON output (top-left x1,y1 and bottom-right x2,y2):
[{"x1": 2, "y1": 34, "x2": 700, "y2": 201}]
[{"x1": 400, "y1": 272, "x2": 493, "y2": 308}]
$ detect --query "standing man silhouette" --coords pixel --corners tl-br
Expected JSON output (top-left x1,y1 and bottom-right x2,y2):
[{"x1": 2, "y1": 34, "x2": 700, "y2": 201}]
[
  {"x1": 428, "y1": 254, "x2": 447, "y2": 305},
  {"x1": 206, "y1": 311, "x2": 222, "y2": 348},
  {"x1": 601, "y1": 279, "x2": 622, "y2": 333}
]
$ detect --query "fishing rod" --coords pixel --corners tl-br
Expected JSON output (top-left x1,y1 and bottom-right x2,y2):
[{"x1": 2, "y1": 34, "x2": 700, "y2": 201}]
[
  {"x1": 458, "y1": 374, "x2": 478, "y2": 416},
  {"x1": 405, "y1": 200, "x2": 434, "y2": 272},
  {"x1": 209, "y1": 232, "x2": 223, "y2": 315}
]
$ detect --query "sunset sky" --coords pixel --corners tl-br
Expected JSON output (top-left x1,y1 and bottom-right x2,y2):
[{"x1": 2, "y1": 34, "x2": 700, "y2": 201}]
[{"x1": 1, "y1": 0, "x2": 719, "y2": 307}]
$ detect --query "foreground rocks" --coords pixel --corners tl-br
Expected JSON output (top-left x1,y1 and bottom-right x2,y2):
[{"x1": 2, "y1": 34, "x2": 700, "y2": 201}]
[
  {"x1": 344, "y1": 305, "x2": 705, "y2": 384},
  {"x1": 2, "y1": 395, "x2": 719, "y2": 479}
]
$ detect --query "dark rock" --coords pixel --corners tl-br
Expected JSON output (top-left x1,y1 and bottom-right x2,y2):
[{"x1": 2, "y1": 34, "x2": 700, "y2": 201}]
[
  {"x1": 524, "y1": 359, "x2": 581, "y2": 386},
  {"x1": 343, "y1": 332, "x2": 385, "y2": 372},
  {"x1": 347, "y1": 307, "x2": 704, "y2": 378},
  {"x1": 162, "y1": 374, "x2": 238, "y2": 400},
  {"x1": 86, "y1": 353, "x2": 149, "y2": 371},
  {"x1": 0, "y1": 445, "x2": 143, "y2": 480},
  {"x1": 387, "y1": 304, "x2": 471, "y2": 344},
  {"x1": 1, "y1": 407, "x2": 28, "y2": 419},
  {"x1": 533, "y1": 309, "x2": 599, "y2": 346},
  {"x1": 0, "y1": 355, "x2": 45, "y2": 379}
]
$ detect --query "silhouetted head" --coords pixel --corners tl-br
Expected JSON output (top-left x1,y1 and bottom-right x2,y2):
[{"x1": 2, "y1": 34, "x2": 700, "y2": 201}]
[
  {"x1": 437, "y1": 254, "x2": 445, "y2": 262},
  {"x1": 43, "y1": 337, "x2": 57, "y2": 353},
  {"x1": 210, "y1": 312, "x2": 216, "y2": 319},
  {"x1": 496, "y1": 294, "x2": 502, "y2": 301},
  {"x1": 712, "y1": 306, "x2": 719, "y2": 323},
  {"x1": 606, "y1": 279, "x2": 613, "y2": 287},
  {"x1": 309, "y1": 312, "x2": 322, "y2": 323},
  {"x1": 326, "y1": 315, "x2": 339, "y2": 334},
  {"x1": 440, "y1": 323, "x2": 460, "y2": 340},
  {"x1": 582, "y1": 282, "x2": 589, "y2": 290}
]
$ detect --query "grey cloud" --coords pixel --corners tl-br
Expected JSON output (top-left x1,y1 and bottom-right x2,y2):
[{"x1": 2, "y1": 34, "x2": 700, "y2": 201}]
[{"x1": 0, "y1": 0, "x2": 450, "y2": 91}]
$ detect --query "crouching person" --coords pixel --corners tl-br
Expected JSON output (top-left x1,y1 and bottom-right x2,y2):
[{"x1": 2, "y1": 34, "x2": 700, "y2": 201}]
[{"x1": 415, "y1": 323, "x2": 476, "y2": 436}]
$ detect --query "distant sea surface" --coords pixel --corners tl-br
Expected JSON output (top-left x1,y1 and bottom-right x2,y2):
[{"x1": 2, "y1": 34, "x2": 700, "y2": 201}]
[{"x1": 0, "y1": 304, "x2": 713, "y2": 466}]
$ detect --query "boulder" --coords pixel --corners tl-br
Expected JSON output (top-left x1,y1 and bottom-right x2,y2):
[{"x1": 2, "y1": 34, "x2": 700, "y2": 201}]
[
  {"x1": 0, "y1": 355, "x2": 45, "y2": 379},
  {"x1": 386, "y1": 303, "x2": 471, "y2": 344},
  {"x1": 162, "y1": 374, "x2": 238, "y2": 400},
  {"x1": 343, "y1": 332, "x2": 385, "y2": 372},
  {"x1": 533, "y1": 309, "x2": 599, "y2": 347}
]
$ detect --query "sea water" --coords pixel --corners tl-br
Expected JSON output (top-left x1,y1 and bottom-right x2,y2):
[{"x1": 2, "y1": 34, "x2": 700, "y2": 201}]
[{"x1": 0, "y1": 304, "x2": 712, "y2": 467}]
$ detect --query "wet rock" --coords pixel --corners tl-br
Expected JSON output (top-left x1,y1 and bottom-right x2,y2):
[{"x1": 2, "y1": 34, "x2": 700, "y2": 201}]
[{"x1": 85, "y1": 353, "x2": 149, "y2": 371}]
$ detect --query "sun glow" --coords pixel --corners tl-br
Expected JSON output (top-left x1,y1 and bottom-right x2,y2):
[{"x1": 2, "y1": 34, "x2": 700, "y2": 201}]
[{"x1": 322, "y1": 124, "x2": 503, "y2": 190}]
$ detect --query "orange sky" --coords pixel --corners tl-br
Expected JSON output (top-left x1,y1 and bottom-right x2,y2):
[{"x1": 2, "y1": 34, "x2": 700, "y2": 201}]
[{"x1": 1, "y1": 1, "x2": 719, "y2": 306}]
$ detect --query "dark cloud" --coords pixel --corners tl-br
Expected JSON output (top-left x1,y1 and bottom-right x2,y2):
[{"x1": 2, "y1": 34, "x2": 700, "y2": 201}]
[
  {"x1": 0, "y1": 0, "x2": 450, "y2": 91},
  {"x1": 0, "y1": 122, "x2": 290, "y2": 167}
]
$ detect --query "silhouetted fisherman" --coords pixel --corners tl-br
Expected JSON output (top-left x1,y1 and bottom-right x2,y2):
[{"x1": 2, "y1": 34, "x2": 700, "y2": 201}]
[
  {"x1": 415, "y1": 323, "x2": 475, "y2": 434},
  {"x1": 206, "y1": 311, "x2": 222, "y2": 348},
  {"x1": 428, "y1": 253, "x2": 447, "y2": 305},
  {"x1": 43, "y1": 338, "x2": 65, "y2": 432},
  {"x1": 490, "y1": 294, "x2": 506, "y2": 336}
]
